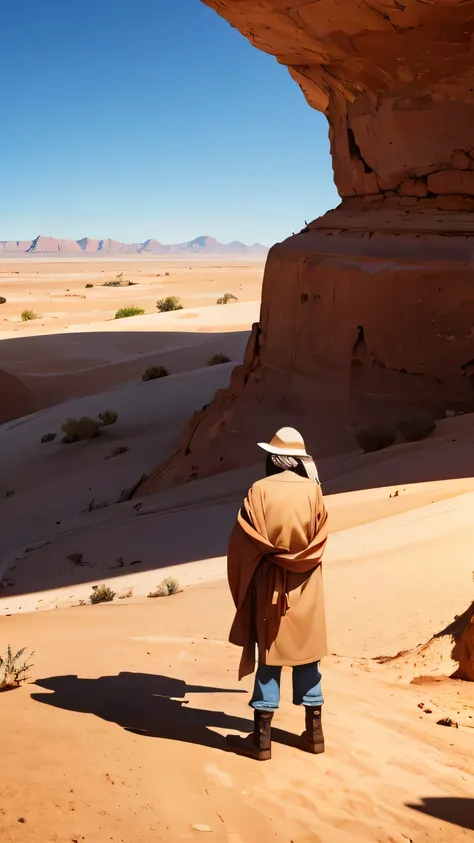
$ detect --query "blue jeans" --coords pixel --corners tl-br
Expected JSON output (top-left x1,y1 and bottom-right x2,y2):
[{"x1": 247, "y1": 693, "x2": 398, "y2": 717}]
[{"x1": 250, "y1": 662, "x2": 324, "y2": 711}]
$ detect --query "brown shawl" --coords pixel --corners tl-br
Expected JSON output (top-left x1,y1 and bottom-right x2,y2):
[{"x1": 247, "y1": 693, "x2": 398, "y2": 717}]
[{"x1": 227, "y1": 473, "x2": 328, "y2": 679}]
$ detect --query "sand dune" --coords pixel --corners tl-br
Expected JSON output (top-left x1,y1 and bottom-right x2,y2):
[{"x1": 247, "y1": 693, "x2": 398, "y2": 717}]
[{"x1": 0, "y1": 255, "x2": 473, "y2": 842}]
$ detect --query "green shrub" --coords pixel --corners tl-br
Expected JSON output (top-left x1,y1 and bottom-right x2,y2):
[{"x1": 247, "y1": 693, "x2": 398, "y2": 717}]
[
  {"x1": 98, "y1": 410, "x2": 118, "y2": 427},
  {"x1": 61, "y1": 416, "x2": 102, "y2": 443},
  {"x1": 208, "y1": 353, "x2": 231, "y2": 366},
  {"x1": 217, "y1": 292, "x2": 238, "y2": 305},
  {"x1": 399, "y1": 417, "x2": 436, "y2": 443},
  {"x1": 114, "y1": 306, "x2": 145, "y2": 319},
  {"x1": 90, "y1": 584, "x2": 116, "y2": 605},
  {"x1": 148, "y1": 577, "x2": 181, "y2": 598},
  {"x1": 21, "y1": 309, "x2": 38, "y2": 321},
  {"x1": 157, "y1": 296, "x2": 183, "y2": 313},
  {"x1": 142, "y1": 365, "x2": 169, "y2": 381},
  {"x1": 356, "y1": 425, "x2": 396, "y2": 454},
  {"x1": 0, "y1": 646, "x2": 34, "y2": 691}
]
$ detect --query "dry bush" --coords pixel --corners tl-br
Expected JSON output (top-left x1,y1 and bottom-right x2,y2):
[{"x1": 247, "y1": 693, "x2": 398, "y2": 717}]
[
  {"x1": 157, "y1": 296, "x2": 183, "y2": 313},
  {"x1": 85, "y1": 283, "x2": 94, "y2": 289},
  {"x1": 148, "y1": 577, "x2": 181, "y2": 598},
  {"x1": 399, "y1": 416, "x2": 436, "y2": 443},
  {"x1": 115, "y1": 306, "x2": 145, "y2": 318},
  {"x1": 118, "y1": 587, "x2": 133, "y2": 600},
  {"x1": 217, "y1": 292, "x2": 238, "y2": 305},
  {"x1": 90, "y1": 584, "x2": 116, "y2": 605},
  {"x1": 21, "y1": 309, "x2": 38, "y2": 321},
  {"x1": 0, "y1": 297, "x2": 6, "y2": 304},
  {"x1": 0, "y1": 646, "x2": 34, "y2": 691},
  {"x1": 142, "y1": 365, "x2": 169, "y2": 381},
  {"x1": 208, "y1": 353, "x2": 231, "y2": 366},
  {"x1": 98, "y1": 410, "x2": 118, "y2": 426},
  {"x1": 356, "y1": 425, "x2": 396, "y2": 454},
  {"x1": 61, "y1": 416, "x2": 102, "y2": 443}
]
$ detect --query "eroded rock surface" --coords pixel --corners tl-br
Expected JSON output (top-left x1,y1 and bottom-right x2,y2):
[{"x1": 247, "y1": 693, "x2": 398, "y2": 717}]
[{"x1": 137, "y1": 0, "x2": 474, "y2": 492}]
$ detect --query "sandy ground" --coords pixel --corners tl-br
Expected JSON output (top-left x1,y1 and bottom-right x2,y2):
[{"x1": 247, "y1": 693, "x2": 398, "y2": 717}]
[{"x1": 0, "y1": 255, "x2": 473, "y2": 841}]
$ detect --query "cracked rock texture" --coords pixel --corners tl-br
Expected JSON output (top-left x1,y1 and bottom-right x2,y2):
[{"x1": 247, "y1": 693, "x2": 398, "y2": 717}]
[{"x1": 137, "y1": 0, "x2": 474, "y2": 493}]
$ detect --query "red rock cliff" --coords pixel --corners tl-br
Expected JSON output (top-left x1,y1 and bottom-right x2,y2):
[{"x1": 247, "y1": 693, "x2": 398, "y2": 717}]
[{"x1": 136, "y1": 0, "x2": 474, "y2": 494}]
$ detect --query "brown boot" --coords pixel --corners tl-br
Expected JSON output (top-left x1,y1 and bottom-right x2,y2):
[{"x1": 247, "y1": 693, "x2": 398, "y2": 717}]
[
  {"x1": 226, "y1": 711, "x2": 273, "y2": 761},
  {"x1": 301, "y1": 705, "x2": 325, "y2": 754}
]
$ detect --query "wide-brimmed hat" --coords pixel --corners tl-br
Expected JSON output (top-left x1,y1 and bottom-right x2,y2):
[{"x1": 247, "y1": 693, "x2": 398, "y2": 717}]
[{"x1": 257, "y1": 427, "x2": 309, "y2": 458}]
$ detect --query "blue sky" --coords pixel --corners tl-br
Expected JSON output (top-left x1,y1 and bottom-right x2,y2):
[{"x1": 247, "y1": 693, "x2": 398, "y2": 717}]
[{"x1": 0, "y1": 0, "x2": 338, "y2": 246}]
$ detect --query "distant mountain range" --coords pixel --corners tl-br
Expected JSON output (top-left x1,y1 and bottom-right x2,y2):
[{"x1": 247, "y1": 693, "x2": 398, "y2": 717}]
[{"x1": 0, "y1": 235, "x2": 268, "y2": 255}]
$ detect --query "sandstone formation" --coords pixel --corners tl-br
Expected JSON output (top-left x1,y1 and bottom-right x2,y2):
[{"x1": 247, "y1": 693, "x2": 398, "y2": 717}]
[{"x1": 135, "y1": 0, "x2": 474, "y2": 492}]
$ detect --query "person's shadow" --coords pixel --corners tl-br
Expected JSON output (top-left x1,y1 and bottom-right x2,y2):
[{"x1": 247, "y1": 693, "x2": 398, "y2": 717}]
[{"x1": 31, "y1": 673, "x2": 252, "y2": 751}]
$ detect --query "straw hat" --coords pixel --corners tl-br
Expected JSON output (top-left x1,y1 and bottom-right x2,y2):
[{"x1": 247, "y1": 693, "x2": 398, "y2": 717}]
[{"x1": 257, "y1": 427, "x2": 309, "y2": 458}]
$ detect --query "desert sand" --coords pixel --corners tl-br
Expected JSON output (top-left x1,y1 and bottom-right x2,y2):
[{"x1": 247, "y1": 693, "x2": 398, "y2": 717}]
[{"x1": 0, "y1": 255, "x2": 473, "y2": 842}]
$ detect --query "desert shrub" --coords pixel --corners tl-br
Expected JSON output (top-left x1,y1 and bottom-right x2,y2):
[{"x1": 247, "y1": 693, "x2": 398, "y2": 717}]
[
  {"x1": 156, "y1": 296, "x2": 183, "y2": 313},
  {"x1": 41, "y1": 432, "x2": 57, "y2": 443},
  {"x1": 98, "y1": 410, "x2": 118, "y2": 426},
  {"x1": 0, "y1": 296, "x2": 6, "y2": 304},
  {"x1": 85, "y1": 283, "x2": 94, "y2": 289},
  {"x1": 148, "y1": 577, "x2": 181, "y2": 598},
  {"x1": 114, "y1": 306, "x2": 145, "y2": 319},
  {"x1": 21, "y1": 309, "x2": 38, "y2": 321},
  {"x1": 399, "y1": 416, "x2": 436, "y2": 443},
  {"x1": 118, "y1": 587, "x2": 133, "y2": 600},
  {"x1": 61, "y1": 416, "x2": 102, "y2": 443},
  {"x1": 0, "y1": 646, "x2": 34, "y2": 691},
  {"x1": 142, "y1": 365, "x2": 169, "y2": 381},
  {"x1": 208, "y1": 353, "x2": 231, "y2": 366},
  {"x1": 217, "y1": 292, "x2": 238, "y2": 305},
  {"x1": 90, "y1": 584, "x2": 116, "y2": 605},
  {"x1": 356, "y1": 425, "x2": 396, "y2": 454}
]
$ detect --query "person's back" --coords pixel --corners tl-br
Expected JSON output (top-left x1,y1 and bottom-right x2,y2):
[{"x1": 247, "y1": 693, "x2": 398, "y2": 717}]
[{"x1": 226, "y1": 428, "x2": 329, "y2": 761}]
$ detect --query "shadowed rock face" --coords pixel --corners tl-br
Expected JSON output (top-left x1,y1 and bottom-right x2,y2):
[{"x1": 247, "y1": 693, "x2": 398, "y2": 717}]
[{"x1": 136, "y1": 0, "x2": 474, "y2": 492}]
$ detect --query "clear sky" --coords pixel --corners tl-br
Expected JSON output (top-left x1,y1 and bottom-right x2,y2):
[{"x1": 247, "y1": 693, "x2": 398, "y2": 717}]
[{"x1": 0, "y1": 0, "x2": 338, "y2": 246}]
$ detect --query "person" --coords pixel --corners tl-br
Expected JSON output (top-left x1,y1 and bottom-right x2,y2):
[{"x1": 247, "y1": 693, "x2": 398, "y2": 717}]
[{"x1": 226, "y1": 427, "x2": 329, "y2": 761}]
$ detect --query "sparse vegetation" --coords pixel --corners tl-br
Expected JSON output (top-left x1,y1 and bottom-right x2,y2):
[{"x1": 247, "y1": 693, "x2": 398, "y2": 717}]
[
  {"x1": 0, "y1": 646, "x2": 34, "y2": 691},
  {"x1": 399, "y1": 416, "x2": 436, "y2": 443},
  {"x1": 90, "y1": 584, "x2": 116, "y2": 605},
  {"x1": 62, "y1": 416, "x2": 102, "y2": 443},
  {"x1": 41, "y1": 433, "x2": 57, "y2": 443},
  {"x1": 0, "y1": 296, "x2": 6, "y2": 304},
  {"x1": 98, "y1": 410, "x2": 118, "y2": 427},
  {"x1": 148, "y1": 577, "x2": 181, "y2": 598},
  {"x1": 118, "y1": 587, "x2": 133, "y2": 600},
  {"x1": 67, "y1": 552, "x2": 85, "y2": 566},
  {"x1": 21, "y1": 309, "x2": 38, "y2": 321},
  {"x1": 208, "y1": 353, "x2": 231, "y2": 366},
  {"x1": 156, "y1": 296, "x2": 183, "y2": 313},
  {"x1": 5, "y1": 490, "x2": 16, "y2": 498},
  {"x1": 104, "y1": 273, "x2": 137, "y2": 288},
  {"x1": 85, "y1": 283, "x2": 94, "y2": 289},
  {"x1": 114, "y1": 306, "x2": 145, "y2": 319},
  {"x1": 217, "y1": 292, "x2": 238, "y2": 305},
  {"x1": 356, "y1": 425, "x2": 396, "y2": 454},
  {"x1": 142, "y1": 365, "x2": 169, "y2": 381}
]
